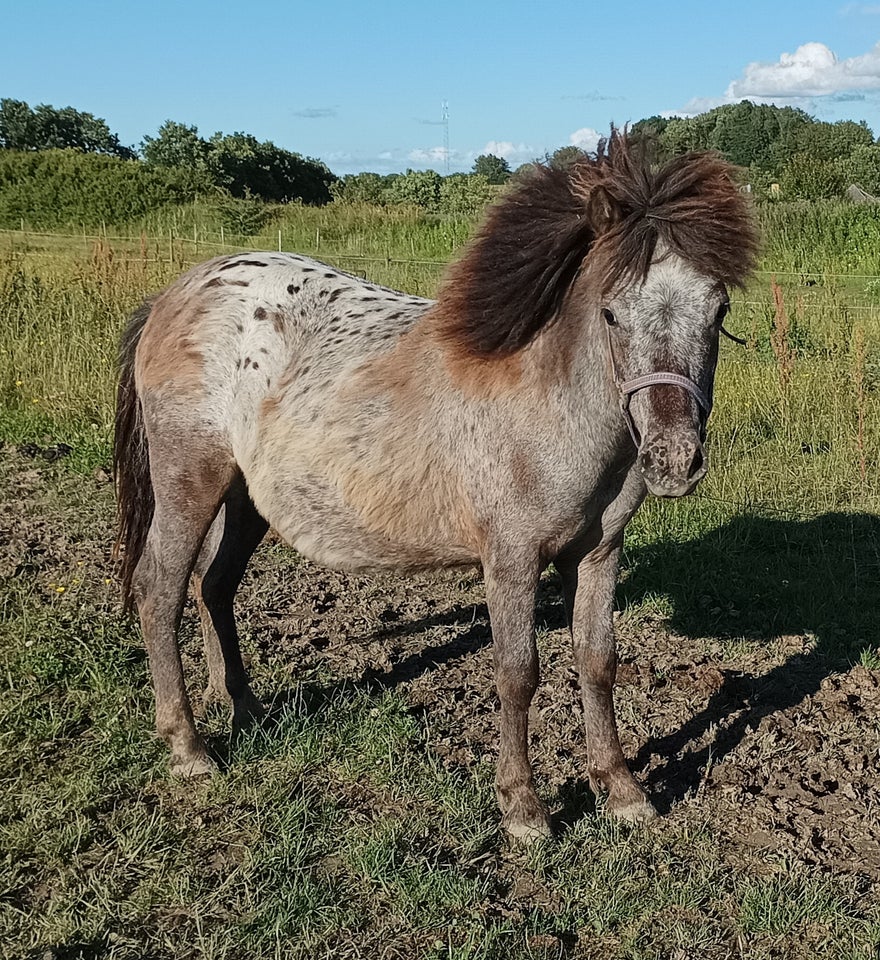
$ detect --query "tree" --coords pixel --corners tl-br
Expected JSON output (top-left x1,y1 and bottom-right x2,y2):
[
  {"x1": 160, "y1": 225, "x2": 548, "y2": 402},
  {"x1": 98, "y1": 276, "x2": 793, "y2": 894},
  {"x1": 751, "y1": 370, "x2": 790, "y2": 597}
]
[
  {"x1": 141, "y1": 121, "x2": 209, "y2": 169},
  {"x1": 837, "y1": 143, "x2": 880, "y2": 195},
  {"x1": 438, "y1": 173, "x2": 496, "y2": 215},
  {"x1": 547, "y1": 146, "x2": 585, "y2": 170},
  {"x1": 0, "y1": 98, "x2": 133, "y2": 157},
  {"x1": 779, "y1": 153, "x2": 844, "y2": 200},
  {"x1": 472, "y1": 153, "x2": 511, "y2": 184},
  {"x1": 385, "y1": 168, "x2": 442, "y2": 209},
  {"x1": 331, "y1": 172, "x2": 394, "y2": 204},
  {"x1": 139, "y1": 122, "x2": 336, "y2": 204}
]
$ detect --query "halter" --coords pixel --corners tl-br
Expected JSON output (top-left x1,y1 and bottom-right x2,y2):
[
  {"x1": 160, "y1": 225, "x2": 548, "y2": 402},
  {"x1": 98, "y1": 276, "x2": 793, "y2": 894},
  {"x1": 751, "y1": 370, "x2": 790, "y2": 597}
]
[{"x1": 607, "y1": 325, "x2": 713, "y2": 449}]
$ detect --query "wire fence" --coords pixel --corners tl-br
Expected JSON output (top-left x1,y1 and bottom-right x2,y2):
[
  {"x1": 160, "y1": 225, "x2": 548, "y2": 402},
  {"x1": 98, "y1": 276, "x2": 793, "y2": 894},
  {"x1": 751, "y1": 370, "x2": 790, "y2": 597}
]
[
  {"x1": 6, "y1": 226, "x2": 880, "y2": 283},
  {"x1": 0, "y1": 226, "x2": 452, "y2": 270},
  {"x1": 5, "y1": 227, "x2": 880, "y2": 322}
]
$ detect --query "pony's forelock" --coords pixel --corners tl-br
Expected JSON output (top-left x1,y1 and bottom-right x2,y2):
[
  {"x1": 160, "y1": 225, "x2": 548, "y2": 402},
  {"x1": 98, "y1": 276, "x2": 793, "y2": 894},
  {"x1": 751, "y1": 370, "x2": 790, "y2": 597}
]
[{"x1": 436, "y1": 130, "x2": 758, "y2": 358}]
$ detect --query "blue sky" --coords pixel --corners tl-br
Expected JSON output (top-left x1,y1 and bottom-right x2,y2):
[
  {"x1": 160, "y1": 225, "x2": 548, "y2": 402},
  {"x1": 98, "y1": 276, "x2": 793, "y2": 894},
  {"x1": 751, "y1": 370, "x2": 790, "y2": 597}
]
[{"x1": 3, "y1": 0, "x2": 880, "y2": 175}]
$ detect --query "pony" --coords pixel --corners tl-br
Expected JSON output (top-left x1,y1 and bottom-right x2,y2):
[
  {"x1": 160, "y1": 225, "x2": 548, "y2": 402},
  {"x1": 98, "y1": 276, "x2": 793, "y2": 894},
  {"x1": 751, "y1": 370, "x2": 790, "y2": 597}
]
[{"x1": 114, "y1": 132, "x2": 757, "y2": 840}]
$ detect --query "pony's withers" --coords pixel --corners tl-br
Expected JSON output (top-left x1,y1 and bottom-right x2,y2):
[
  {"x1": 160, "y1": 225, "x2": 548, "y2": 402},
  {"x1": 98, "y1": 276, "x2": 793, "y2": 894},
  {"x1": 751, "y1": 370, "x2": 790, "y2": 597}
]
[{"x1": 115, "y1": 131, "x2": 757, "y2": 838}]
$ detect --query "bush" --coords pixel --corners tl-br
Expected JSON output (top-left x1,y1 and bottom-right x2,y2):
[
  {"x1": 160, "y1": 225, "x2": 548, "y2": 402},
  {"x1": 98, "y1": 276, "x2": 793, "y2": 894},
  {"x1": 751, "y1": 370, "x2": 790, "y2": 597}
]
[{"x1": 0, "y1": 149, "x2": 212, "y2": 228}]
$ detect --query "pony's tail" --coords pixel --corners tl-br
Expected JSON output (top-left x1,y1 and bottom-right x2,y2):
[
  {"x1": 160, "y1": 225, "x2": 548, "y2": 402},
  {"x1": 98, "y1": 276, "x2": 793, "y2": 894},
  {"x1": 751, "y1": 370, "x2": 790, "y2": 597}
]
[{"x1": 113, "y1": 300, "x2": 154, "y2": 614}]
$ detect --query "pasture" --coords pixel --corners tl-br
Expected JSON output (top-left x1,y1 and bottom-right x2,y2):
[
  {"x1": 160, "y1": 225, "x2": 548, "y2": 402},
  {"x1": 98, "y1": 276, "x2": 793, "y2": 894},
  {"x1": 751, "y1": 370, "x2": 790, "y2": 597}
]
[{"x1": 1, "y1": 200, "x2": 880, "y2": 959}]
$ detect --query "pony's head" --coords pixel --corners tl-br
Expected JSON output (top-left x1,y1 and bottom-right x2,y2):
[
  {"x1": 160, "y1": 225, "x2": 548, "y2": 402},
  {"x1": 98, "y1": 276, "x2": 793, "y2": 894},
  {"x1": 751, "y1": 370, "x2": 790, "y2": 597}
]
[
  {"x1": 437, "y1": 129, "x2": 758, "y2": 498},
  {"x1": 580, "y1": 136, "x2": 757, "y2": 496}
]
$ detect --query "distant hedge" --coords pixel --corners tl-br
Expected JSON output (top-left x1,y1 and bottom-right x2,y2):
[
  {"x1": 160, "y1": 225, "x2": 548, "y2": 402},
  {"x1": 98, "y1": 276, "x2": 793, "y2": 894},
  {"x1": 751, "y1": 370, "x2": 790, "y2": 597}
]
[{"x1": 0, "y1": 149, "x2": 213, "y2": 228}]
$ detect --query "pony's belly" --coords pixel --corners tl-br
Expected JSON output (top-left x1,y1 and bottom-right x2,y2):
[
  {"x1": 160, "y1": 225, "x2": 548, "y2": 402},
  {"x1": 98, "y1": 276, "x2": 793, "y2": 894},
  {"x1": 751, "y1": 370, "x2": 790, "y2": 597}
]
[{"x1": 247, "y1": 469, "x2": 480, "y2": 574}]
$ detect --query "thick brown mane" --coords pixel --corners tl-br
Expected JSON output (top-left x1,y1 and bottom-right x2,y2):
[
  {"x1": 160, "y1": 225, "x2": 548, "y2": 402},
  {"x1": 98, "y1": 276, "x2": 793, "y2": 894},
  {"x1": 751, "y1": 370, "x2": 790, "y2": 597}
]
[{"x1": 437, "y1": 129, "x2": 759, "y2": 357}]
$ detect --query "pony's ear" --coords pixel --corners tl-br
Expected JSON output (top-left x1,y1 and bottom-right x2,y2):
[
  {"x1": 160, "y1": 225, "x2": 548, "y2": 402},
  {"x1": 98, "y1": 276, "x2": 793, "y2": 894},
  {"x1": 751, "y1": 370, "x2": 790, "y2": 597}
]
[{"x1": 586, "y1": 185, "x2": 621, "y2": 235}]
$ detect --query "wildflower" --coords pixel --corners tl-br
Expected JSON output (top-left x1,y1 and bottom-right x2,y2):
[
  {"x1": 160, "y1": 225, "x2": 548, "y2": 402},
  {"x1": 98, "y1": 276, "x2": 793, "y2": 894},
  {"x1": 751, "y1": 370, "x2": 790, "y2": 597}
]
[{"x1": 55, "y1": 586, "x2": 65, "y2": 594}]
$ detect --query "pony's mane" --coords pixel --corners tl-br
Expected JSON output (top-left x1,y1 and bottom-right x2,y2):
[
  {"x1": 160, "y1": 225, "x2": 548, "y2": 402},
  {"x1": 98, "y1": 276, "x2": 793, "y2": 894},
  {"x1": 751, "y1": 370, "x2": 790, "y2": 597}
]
[{"x1": 437, "y1": 129, "x2": 759, "y2": 356}]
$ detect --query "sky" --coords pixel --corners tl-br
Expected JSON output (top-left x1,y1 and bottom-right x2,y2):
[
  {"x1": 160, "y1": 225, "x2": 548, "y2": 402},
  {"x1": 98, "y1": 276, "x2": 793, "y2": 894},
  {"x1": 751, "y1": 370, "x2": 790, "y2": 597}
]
[{"x1": 3, "y1": 0, "x2": 880, "y2": 176}]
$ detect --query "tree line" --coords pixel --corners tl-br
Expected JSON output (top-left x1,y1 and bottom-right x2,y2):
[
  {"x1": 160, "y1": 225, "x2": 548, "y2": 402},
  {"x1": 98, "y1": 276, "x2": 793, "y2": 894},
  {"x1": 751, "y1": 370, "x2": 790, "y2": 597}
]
[
  {"x1": 1, "y1": 96, "x2": 879, "y2": 230},
  {"x1": 631, "y1": 102, "x2": 880, "y2": 200}
]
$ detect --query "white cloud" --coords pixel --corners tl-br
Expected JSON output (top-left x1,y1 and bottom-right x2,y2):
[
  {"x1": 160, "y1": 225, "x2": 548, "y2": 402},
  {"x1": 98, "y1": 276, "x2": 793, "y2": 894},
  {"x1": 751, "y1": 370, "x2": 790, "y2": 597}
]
[
  {"x1": 480, "y1": 140, "x2": 537, "y2": 165},
  {"x1": 407, "y1": 146, "x2": 450, "y2": 164},
  {"x1": 679, "y1": 41, "x2": 880, "y2": 115},
  {"x1": 729, "y1": 41, "x2": 880, "y2": 99},
  {"x1": 840, "y1": 3, "x2": 880, "y2": 13},
  {"x1": 568, "y1": 127, "x2": 602, "y2": 152}
]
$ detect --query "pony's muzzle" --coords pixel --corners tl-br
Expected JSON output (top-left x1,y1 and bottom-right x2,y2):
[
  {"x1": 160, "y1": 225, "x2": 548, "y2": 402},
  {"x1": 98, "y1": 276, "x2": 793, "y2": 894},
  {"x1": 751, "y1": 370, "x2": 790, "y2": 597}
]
[{"x1": 638, "y1": 433, "x2": 708, "y2": 498}]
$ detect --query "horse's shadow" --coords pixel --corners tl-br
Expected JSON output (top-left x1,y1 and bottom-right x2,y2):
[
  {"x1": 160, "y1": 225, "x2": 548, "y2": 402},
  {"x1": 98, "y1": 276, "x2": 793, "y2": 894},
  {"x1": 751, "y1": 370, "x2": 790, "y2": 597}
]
[
  {"x1": 242, "y1": 510, "x2": 879, "y2": 822},
  {"x1": 616, "y1": 509, "x2": 880, "y2": 812}
]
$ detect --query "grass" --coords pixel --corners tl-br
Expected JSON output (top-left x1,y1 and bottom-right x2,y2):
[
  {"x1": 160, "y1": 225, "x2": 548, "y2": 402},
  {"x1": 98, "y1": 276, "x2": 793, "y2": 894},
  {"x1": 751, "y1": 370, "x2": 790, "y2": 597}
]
[
  {"x1": 4, "y1": 543, "x2": 878, "y2": 959},
  {"x1": 2, "y1": 203, "x2": 880, "y2": 958}
]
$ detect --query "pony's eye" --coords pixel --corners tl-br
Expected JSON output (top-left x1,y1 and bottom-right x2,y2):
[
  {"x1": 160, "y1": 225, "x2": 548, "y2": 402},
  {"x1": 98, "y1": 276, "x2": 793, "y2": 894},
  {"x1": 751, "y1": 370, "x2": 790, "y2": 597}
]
[
  {"x1": 602, "y1": 308, "x2": 617, "y2": 326},
  {"x1": 715, "y1": 301, "x2": 730, "y2": 324}
]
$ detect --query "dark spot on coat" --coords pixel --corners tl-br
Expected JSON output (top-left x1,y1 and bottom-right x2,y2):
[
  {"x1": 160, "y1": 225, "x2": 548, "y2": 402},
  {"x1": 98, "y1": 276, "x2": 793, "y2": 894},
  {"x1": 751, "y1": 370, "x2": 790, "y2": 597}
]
[
  {"x1": 244, "y1": 357, "x2": 251, "y2": 369},
  {"x1": 327, "y1": 289, "x2": 342, "y2": 304},
  {"x1": 259, "y1": 347, "x2": 268, "y2": 354},
  {"x1": 218, "y1": 258, "x2": 267, "y2": 271},
  {"x1": 254, "y1": 307, "x2": 267, "y2": 320},
  {"x1": 235, "y1": 323, "x2": 243, "y2": 333},
  {"x1": 252, "y1": 361, "x2": 260, "y2": 370},
  {"x1": 288, "y1": 284, "x2": 300, "y2": 294},
  {"x1": 323, "y1": 272, "x2": 336, "y2": 279},
  {"x1": 204, "y1": 277, "x2": 223, "y2": 288}
]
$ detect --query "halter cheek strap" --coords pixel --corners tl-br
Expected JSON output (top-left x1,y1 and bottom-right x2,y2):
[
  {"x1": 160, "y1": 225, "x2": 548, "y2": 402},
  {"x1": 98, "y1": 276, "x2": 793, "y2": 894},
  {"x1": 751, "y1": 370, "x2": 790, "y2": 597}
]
[{"x1": 607, "y1": 326, "x2": 713, "y2": 449}]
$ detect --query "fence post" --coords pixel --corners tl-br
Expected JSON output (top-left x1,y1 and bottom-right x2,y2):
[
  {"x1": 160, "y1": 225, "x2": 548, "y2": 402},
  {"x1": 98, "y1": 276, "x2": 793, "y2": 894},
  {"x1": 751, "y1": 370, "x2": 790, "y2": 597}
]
[{"x1": 278, "y1": 229, "x2": 282, "y2": 252}]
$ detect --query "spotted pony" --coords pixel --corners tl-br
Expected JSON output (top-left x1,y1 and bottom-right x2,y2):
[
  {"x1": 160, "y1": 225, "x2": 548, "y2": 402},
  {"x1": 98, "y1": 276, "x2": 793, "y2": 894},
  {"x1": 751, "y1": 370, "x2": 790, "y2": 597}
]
[{"x1": 115, "y1": 131, "x2": 757, "y2": 839}]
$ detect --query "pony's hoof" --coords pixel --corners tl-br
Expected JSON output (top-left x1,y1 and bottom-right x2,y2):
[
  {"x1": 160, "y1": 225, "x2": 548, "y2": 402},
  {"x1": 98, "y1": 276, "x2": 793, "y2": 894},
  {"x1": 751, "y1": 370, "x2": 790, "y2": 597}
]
[
  {"x1": 604, "y1": 796, "x2": 657, "y2": 823},
  {"x1": 502, "y1": 797, "x2": 553, "y2": 844},
  {"x1": 170, "y1": 754, "x2": 216, "y2": 778},
  {"x1": 505, "y1": 818, "x2": 553, "y2": 844},
  {"x1": 201, "y1": 683, "x2": 231, "y2": 711},
  {"x1": 232, "y1": 691, "x2": 266, "y2": 738}
]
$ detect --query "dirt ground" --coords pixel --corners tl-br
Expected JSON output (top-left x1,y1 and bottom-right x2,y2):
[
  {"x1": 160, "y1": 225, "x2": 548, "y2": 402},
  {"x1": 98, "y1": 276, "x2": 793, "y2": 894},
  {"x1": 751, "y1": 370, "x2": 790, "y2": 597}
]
[{"x1": 3, "y1": 442, "x2": 879, "y2": 887}]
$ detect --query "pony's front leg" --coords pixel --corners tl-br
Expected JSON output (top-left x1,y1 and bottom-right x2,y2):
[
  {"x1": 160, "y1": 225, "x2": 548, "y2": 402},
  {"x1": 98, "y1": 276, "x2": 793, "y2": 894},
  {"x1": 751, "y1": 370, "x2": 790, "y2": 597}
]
[
  {"x1": 485, "y1": 551, "x2": 551, "y2": 841},
  {"x1": 559, "y1": 539, "x2": 656, "y2": 822}
]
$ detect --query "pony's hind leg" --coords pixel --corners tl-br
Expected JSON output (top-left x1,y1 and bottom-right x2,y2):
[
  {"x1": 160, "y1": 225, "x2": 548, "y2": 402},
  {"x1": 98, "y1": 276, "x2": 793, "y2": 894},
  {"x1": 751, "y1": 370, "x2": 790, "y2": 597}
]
[
  {"x1": 192, "y1": 475, "x2": 268, "y2": 736},
  {"x1": 132, "y1": 432, "x2": 236, "y2": 777}
]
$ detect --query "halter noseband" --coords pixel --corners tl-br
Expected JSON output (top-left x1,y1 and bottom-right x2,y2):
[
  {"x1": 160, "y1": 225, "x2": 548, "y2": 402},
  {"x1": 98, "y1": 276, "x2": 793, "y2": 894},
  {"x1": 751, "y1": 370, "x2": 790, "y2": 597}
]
[{"x1": 607, "y1": 326, "x2": 713, "y2": 449}]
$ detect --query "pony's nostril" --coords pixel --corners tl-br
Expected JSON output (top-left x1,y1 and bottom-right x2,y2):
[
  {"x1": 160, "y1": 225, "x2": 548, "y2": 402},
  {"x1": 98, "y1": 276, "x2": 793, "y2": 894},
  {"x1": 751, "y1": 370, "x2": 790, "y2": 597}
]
[{"x1": 687, "y1": 445, "x2": 705, "y2": 480}]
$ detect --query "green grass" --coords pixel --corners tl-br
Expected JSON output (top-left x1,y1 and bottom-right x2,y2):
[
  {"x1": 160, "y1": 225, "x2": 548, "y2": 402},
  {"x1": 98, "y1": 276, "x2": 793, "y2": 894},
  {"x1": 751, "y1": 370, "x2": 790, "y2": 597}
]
[
  {"x1": 2, "y1": 205, "x2": 880, "y2": 958},
  {"x1": 4, "y1": 559, "x2": 878, "y2": 958}
]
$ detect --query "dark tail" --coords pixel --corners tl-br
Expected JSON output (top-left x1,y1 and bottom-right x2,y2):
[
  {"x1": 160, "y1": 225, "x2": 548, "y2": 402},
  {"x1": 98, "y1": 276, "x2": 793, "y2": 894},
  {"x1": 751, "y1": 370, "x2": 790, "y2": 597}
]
[{"x1": 113, "y1": 300, "x2": 154, "y2": 613}]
